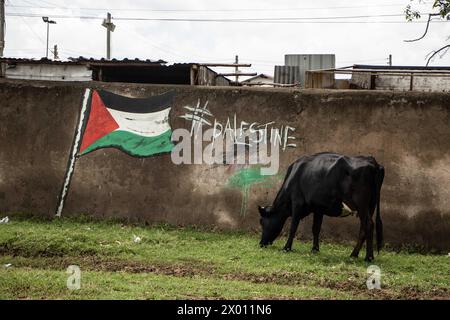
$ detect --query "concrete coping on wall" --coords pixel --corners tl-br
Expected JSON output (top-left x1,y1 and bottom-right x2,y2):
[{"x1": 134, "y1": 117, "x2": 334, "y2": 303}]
[{"x1": 1, "y1": 78, "x2": 450, "y2": 102}]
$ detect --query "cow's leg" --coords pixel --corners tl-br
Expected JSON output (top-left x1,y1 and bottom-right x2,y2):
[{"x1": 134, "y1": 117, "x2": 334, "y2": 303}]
[
  {"x1": 311, "y1": 213, "x2": 323, "y2": 253},
  {"x1": 364, "y1": 214, "x2": 375, "y2": 262},
  {"x1": 350, "y1": 214, "x2": 366, "y2": 258},
  {"x1": 283, "y1": 213, "x2": 301, "y2": 252},
  {"x1": 283, "y1": 204, "x2": 302, "y2": 252}
]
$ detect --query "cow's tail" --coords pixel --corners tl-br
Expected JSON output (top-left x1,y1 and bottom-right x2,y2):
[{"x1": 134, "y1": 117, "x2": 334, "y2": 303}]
[{"x1": 375, "y1": 165, "x2": 385, "y2": 253}]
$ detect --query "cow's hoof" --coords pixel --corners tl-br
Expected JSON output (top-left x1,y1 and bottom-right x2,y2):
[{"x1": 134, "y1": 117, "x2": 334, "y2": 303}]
[
  {"x1": 364, "y1": 256, "x2": 374, "y2": 262},
  {"x1": 282, "y1": 247, "x2": 292, "y2": 253},
  {"x1": 311, "y1": 248, "x2": 320, "y2": 254},
  {"x1": 350, "y1": 253, "x2": 359, "y2": 259}
]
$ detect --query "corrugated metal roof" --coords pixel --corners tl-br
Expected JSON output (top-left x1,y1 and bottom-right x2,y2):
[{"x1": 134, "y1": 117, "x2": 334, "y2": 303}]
[
  {"x1": 284, "y1": 54, "x2": 335, "y2": 85},
  {"x1": 70, "y1": 56, "x2": 167, "y2": 65},
  {"x1": 0, "y1": 57, "x2": 231, "y2": 86},
  {"x1": 354, "y1": 64, "x2": 450, "y2": 71},
  {"x1": 285, "y1": 54, "x2": 335, "y2": 69},
  {"x1": 274, "y1": 66, "x2": 300, "y2": 84},
  {"x1": 241, "y1": 73, "x2": 273, "y2": 83},
  {"x1": 0, "y1": 57, "x2": 82, "y2": 65},
  {"x1": 0, "y1": 57, "x2": 167, "y2": 65}
]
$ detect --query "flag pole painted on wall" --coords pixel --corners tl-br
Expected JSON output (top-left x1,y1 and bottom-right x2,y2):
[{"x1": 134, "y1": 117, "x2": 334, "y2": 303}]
[
  {"x1": 55, "y1": 88, "x2": 92, "y2": 217},
  {"x1": 55, "y1": 88, "x2": 175, "y2": 217}
]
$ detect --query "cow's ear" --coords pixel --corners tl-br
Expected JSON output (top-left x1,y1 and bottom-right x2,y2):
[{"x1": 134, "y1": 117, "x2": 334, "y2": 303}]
[{"x1": 258, "y1": 206, "x2": 268, "y2": 217}]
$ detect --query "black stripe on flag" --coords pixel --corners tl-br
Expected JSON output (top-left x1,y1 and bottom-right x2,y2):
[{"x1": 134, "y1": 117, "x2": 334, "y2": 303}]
[{"x1": 97, "y1": 89, "x2": 176, "y2": 113}]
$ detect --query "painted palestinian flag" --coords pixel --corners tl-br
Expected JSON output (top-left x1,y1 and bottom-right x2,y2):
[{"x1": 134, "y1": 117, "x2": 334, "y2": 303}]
[{"x1": 79, "y1": 89, "x2": 175, "y2": 157}]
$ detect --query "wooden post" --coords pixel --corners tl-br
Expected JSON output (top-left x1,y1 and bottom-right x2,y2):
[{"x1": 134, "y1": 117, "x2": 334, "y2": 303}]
[{"x1": 0, "y1": 0, "x2": 5, "y2": 57}]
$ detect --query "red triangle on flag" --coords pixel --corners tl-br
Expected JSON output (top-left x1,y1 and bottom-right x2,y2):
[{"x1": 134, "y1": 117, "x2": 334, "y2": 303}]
[{"x1": 79, "y1": 90, "x2": 119, "y2": 153}]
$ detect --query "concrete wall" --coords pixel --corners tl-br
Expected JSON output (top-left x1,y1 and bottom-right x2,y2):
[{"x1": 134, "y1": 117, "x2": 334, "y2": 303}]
[
  {"x1": 0, "y1": 79, "x2": 449, "y2": 250},
  {"x1": 351, "y1": 72, "x2": 450, "y2": 92},
  {"x1": 375, "y1": 74, "x2": 450, "y2": 92}
]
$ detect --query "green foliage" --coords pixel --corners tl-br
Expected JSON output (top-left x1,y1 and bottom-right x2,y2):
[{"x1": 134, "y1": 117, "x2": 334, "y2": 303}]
[
  {"x1": 405, "y1": 0, "x2": 450, "y2": 20},
  {"x1": 433, "y1": 0, "x2": 450, "y2": 18},
  {"x1": 405, "y1": 4, "x2": 421, "y2": 21}
]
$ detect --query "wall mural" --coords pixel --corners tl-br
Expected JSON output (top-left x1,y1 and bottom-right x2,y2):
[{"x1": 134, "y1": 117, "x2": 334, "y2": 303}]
[
  {"x1": 55, "y1": 88, "x2": 176, "y2": 217},
  {"x1": 179, "y1": 99, "x2": 297, "y2": 151},
  {"x1": 227, "y1": 166, "x2": 282, "y2": 216},
  {"x1": 80, "y1": 89, "x2": 175, "y2": 157},
  {"x1": 178, "y1": 99, "x2": 297, "y2": 216},
  {"x1": 56, "y1": 91, "x2": 297, "y2": 218}
]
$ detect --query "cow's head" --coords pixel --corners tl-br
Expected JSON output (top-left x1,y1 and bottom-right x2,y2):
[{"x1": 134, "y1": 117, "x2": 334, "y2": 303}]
[{"x1": 258, "y1": 205, "x2": 285, "y2": 247}]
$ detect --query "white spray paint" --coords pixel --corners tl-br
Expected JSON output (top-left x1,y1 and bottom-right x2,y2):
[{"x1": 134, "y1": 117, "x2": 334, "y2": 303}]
[
  {"x1": 179, "y1": 101, "x2": 297, "y2": 150},
  {"x1": 55, "y1": 89, "x2": 91, "y2": 217}
]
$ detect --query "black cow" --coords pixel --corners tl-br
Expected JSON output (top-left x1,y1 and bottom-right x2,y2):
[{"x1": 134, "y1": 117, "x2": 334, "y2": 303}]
[{"x1": 258, "y1": 152, "x2": 385, "y2": 262}]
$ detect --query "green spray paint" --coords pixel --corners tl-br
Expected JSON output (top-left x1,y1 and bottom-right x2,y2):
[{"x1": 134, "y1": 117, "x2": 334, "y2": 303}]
[{"x1": 227, "y1": 166, "x2": 282, "y2": 216}]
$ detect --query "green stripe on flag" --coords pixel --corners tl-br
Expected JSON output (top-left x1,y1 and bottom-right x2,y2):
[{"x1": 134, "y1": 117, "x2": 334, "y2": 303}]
[{"x1": 80, "y1": 129, "x2": 174, "y2": 157}]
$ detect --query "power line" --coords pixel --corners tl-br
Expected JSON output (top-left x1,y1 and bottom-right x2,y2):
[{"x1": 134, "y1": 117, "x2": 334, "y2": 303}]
[
  {"x1": 7, "y1": 0, "x2": 56, "y2": 56},
  {"x1": 5, "y1": 12, "x2": 445, "y2": 24},
  {"x1": 4, "y1": 48, "x2": 44, "y2": 51},
  {"x1": 117, "y1": 23, "x2": 232, "y2": 63},
  {"x1": 60, "y1": 48, "x2": 103, "y2": 57},
  {"x1": 113, "y1": 13, "x2": 412, "y2": 21},
  {"x1": 8, "y1": 2, "x2": 44, "y2": 43},
  {"x1": 339, "y1": 58, "x2": 389, "y2": 63},
  {"x1": 24, "y1": 0, "x2": 59, "y2": 8},
  {"x1": 117, "y1": 23, "x2": 189, "y2": 61},
  {"x1": 5, "y1": 2, "x2": 428, "y2": 12},
  {"x1": 3, "y1": 13, "x2": 415, "y2": 20}
]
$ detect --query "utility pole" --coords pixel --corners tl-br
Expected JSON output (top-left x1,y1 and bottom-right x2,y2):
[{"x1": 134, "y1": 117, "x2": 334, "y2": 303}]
[
  {"x1": 235, "y1": 55, "x2": 239, "y2": 83},
  {"x1": 102, "y1": 12, "x2": 116, "y2": 60},
  {"x1": 46, "y1": 22, "x2": 49, "y2": 58},
  {"x1": 53, "y1": 45, "x2": 59, "y2": 60},
  {"x1": 388, "y1": 54, "x2": 392, "y2": 67},
  {"x1": 0, "y1": 0, "x2": 5, "y2": 57},
  {"x1": 201, "y1": 56, "x2": 256, "y2": 85}
]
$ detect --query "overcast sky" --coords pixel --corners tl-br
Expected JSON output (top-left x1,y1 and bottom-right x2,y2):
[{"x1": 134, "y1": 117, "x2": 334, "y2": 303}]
[{"x1": 4, "y1": 0, "x2": 450, "y2": 78}]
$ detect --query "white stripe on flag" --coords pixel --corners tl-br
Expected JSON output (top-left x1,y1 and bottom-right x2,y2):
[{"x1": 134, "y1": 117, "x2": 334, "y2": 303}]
[{"x1": 107, "y1": 107, "x2": 171, "y2": 137}]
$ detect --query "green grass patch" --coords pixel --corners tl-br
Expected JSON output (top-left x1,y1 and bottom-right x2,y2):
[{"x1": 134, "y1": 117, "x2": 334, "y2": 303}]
[{"x1": 0, "y1": 217, "x2": 449, "y2": 300}]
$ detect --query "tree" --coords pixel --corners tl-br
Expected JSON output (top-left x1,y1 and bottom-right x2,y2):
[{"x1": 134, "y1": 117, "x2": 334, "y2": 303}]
[
  {"x1": 405, "y1": 0, "x2": 450, "y2": 65},
  {"x1": 405, "y1": 0, "x2": 450, "y2": 21}
]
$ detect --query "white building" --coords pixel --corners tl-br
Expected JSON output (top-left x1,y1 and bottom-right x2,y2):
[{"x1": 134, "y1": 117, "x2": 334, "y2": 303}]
[
  {"x1": 0, "y1": 58, "x2": 92, "y2": 81},
  {"x1": 241, "y1": 74, "x2": 274, "y2": 87},
  {"x1": 0, "y1": 57, "x2": 231, "y2": 86}
]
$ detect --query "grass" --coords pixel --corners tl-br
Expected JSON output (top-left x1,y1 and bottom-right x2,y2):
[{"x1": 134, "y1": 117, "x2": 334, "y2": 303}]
[{"x1": 0, "y1": 216, "x2": 449, "y2": 300}]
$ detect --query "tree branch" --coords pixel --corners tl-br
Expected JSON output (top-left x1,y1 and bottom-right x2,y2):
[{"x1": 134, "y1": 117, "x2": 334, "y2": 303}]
[
  {"x1": 426, "y1": 44, "x2": 450, "y2": 66},
  {"x1": 404, "y1": 13, "x2": 440, "y2": 42}
]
